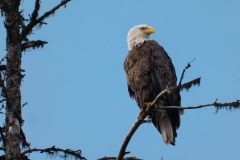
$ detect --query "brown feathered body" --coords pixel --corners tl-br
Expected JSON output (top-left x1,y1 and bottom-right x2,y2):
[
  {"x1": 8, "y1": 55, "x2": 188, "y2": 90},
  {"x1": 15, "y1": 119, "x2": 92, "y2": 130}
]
[{"x1": 124, "y1": 40, "x2": 181, "y2": 145}]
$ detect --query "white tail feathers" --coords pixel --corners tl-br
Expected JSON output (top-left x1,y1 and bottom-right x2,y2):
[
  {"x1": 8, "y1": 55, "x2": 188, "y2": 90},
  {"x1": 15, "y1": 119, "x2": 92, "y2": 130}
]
[{"x1": 155, "y1": 110, "x2": 175, "y2": 144}]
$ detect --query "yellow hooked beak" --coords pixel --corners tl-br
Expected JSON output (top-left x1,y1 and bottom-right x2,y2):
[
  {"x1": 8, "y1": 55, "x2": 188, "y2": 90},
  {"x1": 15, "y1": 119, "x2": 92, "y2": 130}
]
[{"x1": 144, "y1": 27, "x2": 155, "y2": 34}]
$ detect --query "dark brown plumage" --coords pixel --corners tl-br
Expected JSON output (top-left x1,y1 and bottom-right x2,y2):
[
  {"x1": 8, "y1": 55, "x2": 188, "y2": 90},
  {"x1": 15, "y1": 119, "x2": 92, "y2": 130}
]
[{"x1": 124, "y1": 40, "x2": 181, "y2": 145}]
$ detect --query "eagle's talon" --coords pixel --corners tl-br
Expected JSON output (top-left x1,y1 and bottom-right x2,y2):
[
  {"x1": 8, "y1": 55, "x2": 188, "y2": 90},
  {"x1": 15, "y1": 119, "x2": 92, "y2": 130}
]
[{"x1": 144, "y1": 102, "x2": 152, "y2": 109}]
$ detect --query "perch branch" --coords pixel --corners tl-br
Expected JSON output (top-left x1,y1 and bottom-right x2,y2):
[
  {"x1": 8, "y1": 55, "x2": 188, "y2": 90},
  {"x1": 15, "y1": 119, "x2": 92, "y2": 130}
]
[{"x1": 21, "y1": 145, "x2": 86, "y2": 160}]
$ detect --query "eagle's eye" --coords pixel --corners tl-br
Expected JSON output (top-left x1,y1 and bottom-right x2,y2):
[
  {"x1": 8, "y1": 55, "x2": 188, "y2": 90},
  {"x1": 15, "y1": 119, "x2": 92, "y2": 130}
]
[{"x1": 140, "y1": 27, "x2": 147, "y2": 30}]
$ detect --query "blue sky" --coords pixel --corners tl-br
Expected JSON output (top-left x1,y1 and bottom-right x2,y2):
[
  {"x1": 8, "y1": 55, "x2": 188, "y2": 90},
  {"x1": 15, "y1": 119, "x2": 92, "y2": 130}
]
[{"x1": 0, "y1": 0, "x2": 240, "y2": 159}]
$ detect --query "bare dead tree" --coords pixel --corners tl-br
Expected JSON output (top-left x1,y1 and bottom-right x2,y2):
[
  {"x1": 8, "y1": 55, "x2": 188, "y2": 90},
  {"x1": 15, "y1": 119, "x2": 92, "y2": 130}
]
[{"x1": 0, "y1": 0, "x2": 85, "y2": 159}]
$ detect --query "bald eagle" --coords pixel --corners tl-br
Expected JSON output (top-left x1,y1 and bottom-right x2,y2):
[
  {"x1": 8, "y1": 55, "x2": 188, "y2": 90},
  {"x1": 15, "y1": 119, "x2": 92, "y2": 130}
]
[{"x1": 124, "y1": 24, "x2": 182, "y2": 145}]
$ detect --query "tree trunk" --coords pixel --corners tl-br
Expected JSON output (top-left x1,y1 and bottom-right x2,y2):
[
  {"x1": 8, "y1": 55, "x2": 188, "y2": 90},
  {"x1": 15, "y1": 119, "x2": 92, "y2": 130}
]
[{"x1": 4, "y1": 0, "x2": 22, "y2": 159}]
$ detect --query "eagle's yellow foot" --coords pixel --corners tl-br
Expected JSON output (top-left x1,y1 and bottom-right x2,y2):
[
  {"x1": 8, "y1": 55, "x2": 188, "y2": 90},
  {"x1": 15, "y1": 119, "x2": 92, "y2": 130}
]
[{"x1": 144, "y1": 102, "x2": 152, "y2": 109}]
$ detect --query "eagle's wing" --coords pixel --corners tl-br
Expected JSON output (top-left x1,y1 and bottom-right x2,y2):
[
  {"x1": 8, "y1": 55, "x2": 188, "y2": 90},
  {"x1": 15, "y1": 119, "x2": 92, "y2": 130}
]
[{"x1": 147, "y1": 41, "x2": 181, "y2": 145}]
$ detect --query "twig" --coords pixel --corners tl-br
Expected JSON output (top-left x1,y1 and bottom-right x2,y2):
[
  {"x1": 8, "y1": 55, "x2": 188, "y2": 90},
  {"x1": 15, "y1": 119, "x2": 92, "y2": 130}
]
[
  {"x1": 0, "y1": 99, "x2": 6, "y2": 103},
  {"x1": 36, "y1": 0, "x2": 71, "y2": 23},
  {"x1": 0, "y1": 126, "x2": 6, "y2": 148},
  {"x1": 180, "y1": 77, "x2": 200, "y2": 91},
  {"x1": 20, "y1": 128, "x2": 31, "y2": 149},
  {"x1": 156, "y1": 99, "x2": 240, "y2": 111},
  {"x1": 31, "y1": 0, "x2": 41, "y2": 22},
  {"x1": 0, "y1": 65, "x2": 6, "y2": 71},
  {"x1": 21, "y1": 0, "x2": 71, "y2": 39},
  {"x1": 0, "y1": 146, "x2": 4, "y2": 151},
  {"x1": 0, "y1": 55, "x2": 6, "y2": 64},
  {"x1": 178, "y1": 58, "x2": 196, "y2": 87},
  {"x1": 0, "y1": 98, "x2": 6, "y2": 114},
  {"x1": 21, "y1": 146, "x2": 86, "y2": 160},
  {"x1": 214, "y1": 99, "x2": 240, "y2": 112},
  {"x1": 21, "y1": 40, "x2": 48, "y2": 51},
  {"x1": 21, "y1": 102, "x2": 28, "y2": 108}
]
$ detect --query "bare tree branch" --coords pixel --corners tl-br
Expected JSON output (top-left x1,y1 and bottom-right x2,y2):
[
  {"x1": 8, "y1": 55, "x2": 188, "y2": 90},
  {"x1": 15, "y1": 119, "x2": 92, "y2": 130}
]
[
  {"x1": 0, "y1": 147, "x2": 4, "y2": 151},
  {"x1": 116, "y1": 119, "x2": 143, "y2": 160},
  {"x1": 21, "y1": 0, "x2": 71, "y2": 39},
  {"x1": 36, "y1": 0, "x2": 71, "y2": 24},
  {"x1": 0, "y1": 65, "x2": 6, "y2": 71},
  {"x1": 0, "y1": 55, "x2": 6, "y2": 64},
  {"x1": 0, "y1": 55, "x2": 7, "y2": 71},
  {"x1": 21, "y1": 102, "x2": 28, "y2": 108},
  {"x1": 178, "y1": 58, "x2": 196, "y2": 87},
  {"x1": 20, "y1": 128, "x2": 30, "y2": 150},
  {"x1": 157, "y1": 99, "x2": 240, "y2": 111},
  {"x1": 214, "y1": 99, "x2": 240, "y2": 112},
  {"x1": 98, "y1": 156, "x2": 143, "y2": 160},
  {"x1": 31, "y1": 0, "x2": 40, "y2": 22},
  {"x1": 21, "y1": 40, "x2": 48, "y2": 51},
  {"x1": 21, "y1": 146, "x2": 86, "y2": 160},
  {"x1": 0, "y1": 99, "x2": 5, "y2": 103},
  {"x1": 180, "y1": 77, "x2": 201, "y2": 91},
  {"x1": 0, "y1": 65, "x2": 25, "y2": 72},
  {"x1": 0, "y1": 0, "x2": 5, "y2": 16},
  {"x1": 0, "y1": 126, "x2": 6, "y2": 150}
]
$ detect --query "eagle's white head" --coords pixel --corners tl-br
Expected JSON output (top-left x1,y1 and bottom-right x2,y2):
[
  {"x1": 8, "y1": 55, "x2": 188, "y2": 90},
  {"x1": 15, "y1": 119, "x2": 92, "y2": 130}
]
[{"x1": 127, "y1": 24, "x2": 155, "y2": 51}]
